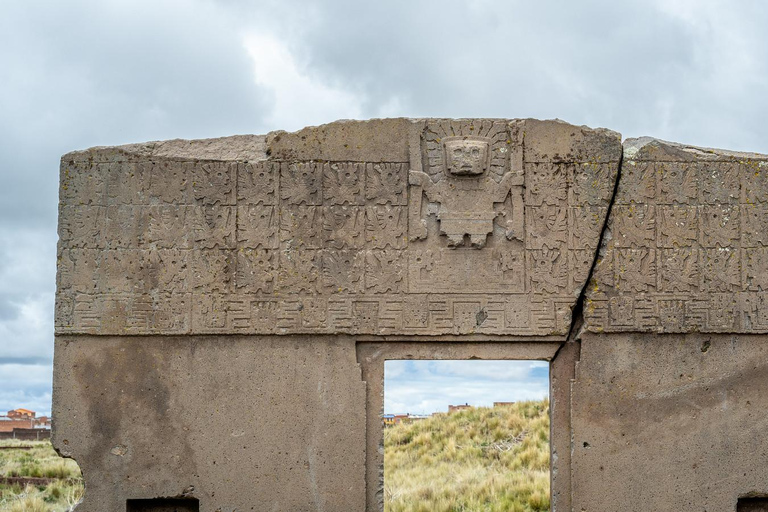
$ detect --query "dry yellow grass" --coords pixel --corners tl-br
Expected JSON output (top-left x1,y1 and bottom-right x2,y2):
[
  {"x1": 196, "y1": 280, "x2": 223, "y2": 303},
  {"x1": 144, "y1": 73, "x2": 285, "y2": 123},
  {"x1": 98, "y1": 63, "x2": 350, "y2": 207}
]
[
  {"x1": 0, "y1": 440, "x2": 83, "y2": 511},
  {"x1": 384, "y1": 399, "x2": 550, "y2": 512}
]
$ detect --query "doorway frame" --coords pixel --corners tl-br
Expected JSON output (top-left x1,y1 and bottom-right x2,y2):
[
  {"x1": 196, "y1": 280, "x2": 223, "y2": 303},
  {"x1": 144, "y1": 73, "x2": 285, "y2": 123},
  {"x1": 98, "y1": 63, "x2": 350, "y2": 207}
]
[{"x1": 356, "y1": 339, "x2": 575, "y2": 512}]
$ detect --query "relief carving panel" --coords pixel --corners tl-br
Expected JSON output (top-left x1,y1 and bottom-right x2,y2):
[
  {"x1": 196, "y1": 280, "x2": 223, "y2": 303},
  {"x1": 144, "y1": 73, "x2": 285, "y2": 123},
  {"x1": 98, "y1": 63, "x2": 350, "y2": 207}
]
[
  {"x1": 586, "y1": 138, "x2": 768, "y2": 333},
  {"x1": 56, "y1": 119, "x2": 620, "y2": 336}
]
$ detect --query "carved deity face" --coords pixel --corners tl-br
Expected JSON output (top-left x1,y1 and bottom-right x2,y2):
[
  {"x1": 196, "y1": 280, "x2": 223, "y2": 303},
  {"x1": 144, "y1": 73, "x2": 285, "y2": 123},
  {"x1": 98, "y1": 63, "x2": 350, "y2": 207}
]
[{"x1": 443, "y1": 138, "x2": 489, "y2": 176}]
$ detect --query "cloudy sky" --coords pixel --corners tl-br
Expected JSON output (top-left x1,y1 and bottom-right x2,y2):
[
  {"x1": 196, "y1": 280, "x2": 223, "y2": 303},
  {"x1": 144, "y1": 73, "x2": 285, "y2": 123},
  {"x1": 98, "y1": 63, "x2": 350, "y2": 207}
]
[
  {"x1": 1, "y1": 1, "x2": 767, "y2": 416},
  {"x1": 385, "y1": 360, "x2": 548, "y2": 415}
]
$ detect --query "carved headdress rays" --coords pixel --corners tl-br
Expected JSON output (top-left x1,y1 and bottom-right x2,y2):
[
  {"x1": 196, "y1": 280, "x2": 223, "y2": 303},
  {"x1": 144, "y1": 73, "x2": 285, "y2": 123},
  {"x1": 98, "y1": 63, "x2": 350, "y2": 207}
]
[{"x1": 422, "y1": 119, "x2": 511, "y2": 183}]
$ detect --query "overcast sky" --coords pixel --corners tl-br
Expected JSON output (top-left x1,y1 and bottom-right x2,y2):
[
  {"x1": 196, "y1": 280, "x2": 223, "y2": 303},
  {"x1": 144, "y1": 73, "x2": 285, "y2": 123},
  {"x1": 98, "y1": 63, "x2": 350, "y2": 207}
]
[
  {"x1": 385, "y1": 360, "x2": 548, "y2": 415},
  {"x1": 1, "y1": 1, "x2": 767, "y2": 416}
]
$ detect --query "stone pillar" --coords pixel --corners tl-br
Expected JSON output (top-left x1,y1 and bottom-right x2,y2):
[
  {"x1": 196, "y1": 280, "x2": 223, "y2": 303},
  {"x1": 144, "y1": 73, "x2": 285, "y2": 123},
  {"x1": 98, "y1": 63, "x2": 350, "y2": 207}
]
[{"x1": 579, "y1": 138, "x2": 768, "y2": 511}]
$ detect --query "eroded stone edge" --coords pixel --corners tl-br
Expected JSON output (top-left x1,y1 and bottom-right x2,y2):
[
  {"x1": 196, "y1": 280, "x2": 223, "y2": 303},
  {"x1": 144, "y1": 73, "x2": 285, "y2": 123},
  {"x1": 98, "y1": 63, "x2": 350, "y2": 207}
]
[{"x1": 583, "y1": 137, "x2": 768, "y2": 335}]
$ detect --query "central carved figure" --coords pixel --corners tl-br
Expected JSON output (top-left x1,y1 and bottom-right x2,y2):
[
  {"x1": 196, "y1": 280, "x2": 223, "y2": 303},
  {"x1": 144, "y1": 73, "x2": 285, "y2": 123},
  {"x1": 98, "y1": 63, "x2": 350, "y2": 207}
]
[{"x1": 409, "y1": 132, "x2": 524, "y2": 248}]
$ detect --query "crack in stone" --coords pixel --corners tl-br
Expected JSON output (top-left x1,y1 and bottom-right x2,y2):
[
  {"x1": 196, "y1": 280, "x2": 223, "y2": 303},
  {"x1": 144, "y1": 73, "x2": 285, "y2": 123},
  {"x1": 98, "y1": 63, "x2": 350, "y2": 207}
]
[{"x1": 564, "y1": 147, "x2": 624, "y2": 345}]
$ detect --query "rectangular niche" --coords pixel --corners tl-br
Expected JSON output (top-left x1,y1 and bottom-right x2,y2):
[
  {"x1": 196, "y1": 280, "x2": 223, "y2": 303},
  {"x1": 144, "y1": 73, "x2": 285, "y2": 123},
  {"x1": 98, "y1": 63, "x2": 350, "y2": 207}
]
[
  {"x1": 126, "y1": 498, "x2": 200, "y2": 512},
  {"x1": 739, "y1": 497, "x2": 768, "y2": 511}
]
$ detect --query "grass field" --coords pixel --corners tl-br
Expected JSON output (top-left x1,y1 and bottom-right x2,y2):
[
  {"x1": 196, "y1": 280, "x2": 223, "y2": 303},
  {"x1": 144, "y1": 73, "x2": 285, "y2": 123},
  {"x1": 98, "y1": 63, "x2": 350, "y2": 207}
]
[
  {"x1": 384, "y1": 399, "x2": 550, "y2": 512},
  {"x1": 0, "y1": 402, "x2": 548, "y2": 511},
  {"x1": 0, "y1": 439, "x2": 83, "y2": 512}
]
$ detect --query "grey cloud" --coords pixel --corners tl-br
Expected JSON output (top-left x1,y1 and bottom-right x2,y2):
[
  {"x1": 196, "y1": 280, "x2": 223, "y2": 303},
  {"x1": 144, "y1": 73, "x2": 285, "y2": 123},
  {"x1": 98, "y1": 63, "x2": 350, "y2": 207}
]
[
  {"x1": 0, "y1": 0, "x2": 272, "y2": 230},
  {"x1": 0, "y1": 363, "x2": 54, "y2": 416},
  {"x1": 384, "y1": 360, "x2": 549, "y2": 414},
  {"x1": 0, "y1": 0, "x2": 274, "y2": 412},
  {"x1": 0, "y1": 391, "x2": 53, "y2": 418},
  {"x1": 229, "y1": 0, "x2": 768, "y2": 153},
  {"x1": 0, "y1": 357, "x2": 53, "y2": 366}
]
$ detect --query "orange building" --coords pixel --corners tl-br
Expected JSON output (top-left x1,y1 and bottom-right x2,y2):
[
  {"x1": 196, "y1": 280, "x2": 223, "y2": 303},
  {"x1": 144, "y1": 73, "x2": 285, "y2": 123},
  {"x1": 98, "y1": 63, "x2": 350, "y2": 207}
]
[
  {"x1": 7, "y1": 408, "x2": 36, "y2": 419},
  {"x1": 0, "y1": 409, "x2": 49, "y2": 432}
]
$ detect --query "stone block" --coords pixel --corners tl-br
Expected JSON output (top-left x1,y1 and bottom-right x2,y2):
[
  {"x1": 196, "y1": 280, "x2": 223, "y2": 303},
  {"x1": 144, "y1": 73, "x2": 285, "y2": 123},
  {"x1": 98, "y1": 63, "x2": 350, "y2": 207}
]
[
  {"x1": 585, "y1": 137, "x2": 768, "y2": 333},
  {"x1": 57, "y1": 118, "x2": 620, "y2": 337}
]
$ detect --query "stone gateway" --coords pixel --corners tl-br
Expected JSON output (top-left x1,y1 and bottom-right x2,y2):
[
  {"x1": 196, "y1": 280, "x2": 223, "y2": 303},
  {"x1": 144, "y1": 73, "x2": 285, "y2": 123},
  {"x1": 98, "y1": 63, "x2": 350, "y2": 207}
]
[{"x1": 53, "y1": 118, "x2": 768, "y2": 511}]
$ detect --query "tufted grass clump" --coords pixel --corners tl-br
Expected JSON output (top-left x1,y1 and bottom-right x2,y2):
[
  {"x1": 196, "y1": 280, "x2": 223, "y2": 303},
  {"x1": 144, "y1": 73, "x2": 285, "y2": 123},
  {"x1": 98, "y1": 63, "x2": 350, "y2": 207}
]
[
  {"x1": 385, "y1": 399, "x2": 550, "y2": 512},
  {"x1": 0, "y1": 440, "x2": 83, "y2": 511}
]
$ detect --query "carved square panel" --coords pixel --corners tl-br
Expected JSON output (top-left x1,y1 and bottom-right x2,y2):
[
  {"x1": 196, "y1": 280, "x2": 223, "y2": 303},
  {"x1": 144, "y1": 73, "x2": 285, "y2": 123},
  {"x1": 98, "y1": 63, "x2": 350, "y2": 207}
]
[
  {"x1": 238, "y1": 161, "x2": 278, "y2": 205},
  {"x1": 526, "y1": 163, "x2": 567, "y2": 207},
  {"x1": 700, "y1": 248, "x2": 740, "y2": 292},
  {"x1": 364, "y1": 250, "x2": 405, "y2": 294},
  {"x1": 235, "y1": 249, "x2": 276, "y2": 294},
  {"x1": 658, "y1": 248, "x2": 698, "y2": 293},
  {"x1": 279, "y1": 205, "x2": 323, "y2": 249},
  {"x1": 237, "y1": 205, "x2": 278, "y2": 249},
  {"x1": 322, "y1": 162, "x2": 364, "y2": 205},
  {"x1": 569, "y1": 163, "x2": 616, "y2": 207},
  {"x1": 614, "y1": 248, "x2": 656, "y2": 293},
  {"x1": 741, "y1": 204, "x2": 768, "y2": 247},
  {"x1": 190, "y1": 249, "x2": 234, "y2": 293},
  {"x1": 617, "y1": 161, "x2": 655, "y2": 204},
  {"x1": 365, "y1": 163, "x2": 407, "y2": 205},
  {"x1": 742, "y1": 162, "x2": 768, "y2": 204},
  {"x1": 365, "y1": 205, "x2": 406, "y2": 249},
  {"x1": 656, "y1": 206, "x2": 698, "y2": 248},
  {"x1": 321, "y1": 206, "x2": 365, "y2": 249},
  {"x1": 656, "y1": 161, "x2": 697, "y2": 205},
  {"x1": 526, "y1": 206, "x2": 568, "y2": 250},
  {"x1": 611, "y1": 205, "x2": 656, "y2": 248},
  {"x1": 699, "y1": 162, "x2": 739, "y2": 205},
  {"x1": 191, "y1": 161, "x2": 236, "y2": 206},
  {"x1": 281, "y1": 162, "x2": 322, "y2": 205},
  {"x1": 699, "y1": 205, "x2": 739, "y2": 248}
]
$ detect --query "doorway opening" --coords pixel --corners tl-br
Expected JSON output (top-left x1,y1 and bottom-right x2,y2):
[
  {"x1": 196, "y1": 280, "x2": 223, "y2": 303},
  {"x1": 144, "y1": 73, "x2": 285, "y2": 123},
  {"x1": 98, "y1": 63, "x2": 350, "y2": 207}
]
[
  {"x1": 356, "y1": 341, "x2": 564, "y2": 512},
  {"x1": 383, "y1": 359, "x2": 550, "y2": 512}
]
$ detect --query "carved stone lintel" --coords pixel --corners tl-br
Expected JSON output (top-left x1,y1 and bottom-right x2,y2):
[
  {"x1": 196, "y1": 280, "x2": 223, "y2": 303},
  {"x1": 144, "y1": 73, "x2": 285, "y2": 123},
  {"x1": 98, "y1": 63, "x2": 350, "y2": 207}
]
[{"x1": 56, "y1": 118, "x2": 620, "y2": 337}]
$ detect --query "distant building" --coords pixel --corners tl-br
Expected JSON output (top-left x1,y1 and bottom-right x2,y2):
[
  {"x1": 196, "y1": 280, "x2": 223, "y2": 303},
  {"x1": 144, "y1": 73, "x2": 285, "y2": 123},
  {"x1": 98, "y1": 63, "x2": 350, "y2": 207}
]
[
  {"x1": 393, "y1": 414, "x2": 410, "y2": 425},
  {"x1": 7, "y1": 408, "x2": 35, "y2": 419},
  {"x1": 382, "y1": 413, "x2": 430, "y2": 427},
  {"x1": 493, "y1": 402, "x2": 515, "y2": 407},
  {"x1": 0, "y1": 409, "x2": 50, "y2": 431},
  {"x1": 382, "y1": 414, "x2": 409, "y2": 427},
  {"x1": 0, "y1": 417, "x2": 34, "y2": 432},
  {"x1": 448, "y1": 403, "x2": 472, "y2": 413}
]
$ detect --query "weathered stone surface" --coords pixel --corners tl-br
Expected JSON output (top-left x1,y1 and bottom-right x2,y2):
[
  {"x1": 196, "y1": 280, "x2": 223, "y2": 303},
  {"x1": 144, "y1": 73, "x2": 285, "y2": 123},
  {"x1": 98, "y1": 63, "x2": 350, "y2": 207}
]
[
  {"x1": 585, "y1": 137, "x2": 768, "y2": 333},
  {"x1": 53, "y1": 335, "x2": 366, "y2": 512},
  {"x1": 549, "y1": 340, "x2": 579, "y2": 512},
  {"x1": 571, "y1": 332, "x2": 768, "y2": 511},
  {"x1": 57, "y1": 118, "x2": 768, "y2": 511},
  {"x1": 56, "y1": 118, "x2": 620, "y2": 337},
  {"x1": 266, "y1": 118, "x2": 411, "y2": 162}
]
